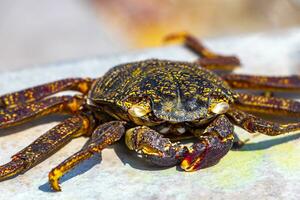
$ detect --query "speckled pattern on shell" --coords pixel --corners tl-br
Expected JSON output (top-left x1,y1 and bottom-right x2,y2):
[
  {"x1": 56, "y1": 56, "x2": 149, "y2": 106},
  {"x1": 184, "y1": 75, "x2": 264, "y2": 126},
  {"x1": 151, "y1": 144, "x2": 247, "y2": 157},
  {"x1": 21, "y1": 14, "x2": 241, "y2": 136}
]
[{"x1": 89, "y1": 59, "x2": 236, "y2": 122}]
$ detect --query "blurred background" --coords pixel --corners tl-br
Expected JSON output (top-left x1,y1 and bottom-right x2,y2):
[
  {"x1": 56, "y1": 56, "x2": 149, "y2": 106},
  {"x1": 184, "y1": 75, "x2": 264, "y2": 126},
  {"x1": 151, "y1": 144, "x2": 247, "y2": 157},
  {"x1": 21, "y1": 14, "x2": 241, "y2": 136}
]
[{"x1": 0, "y1": 0, "x2": 300, "y2": 72}]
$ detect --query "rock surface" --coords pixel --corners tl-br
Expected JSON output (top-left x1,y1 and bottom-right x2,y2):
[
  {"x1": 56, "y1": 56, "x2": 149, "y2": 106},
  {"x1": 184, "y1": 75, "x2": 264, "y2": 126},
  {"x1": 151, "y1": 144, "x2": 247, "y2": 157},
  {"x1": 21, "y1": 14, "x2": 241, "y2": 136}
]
[{"x1": 0, "y1": 29, "x2": 300, "y2": 200}]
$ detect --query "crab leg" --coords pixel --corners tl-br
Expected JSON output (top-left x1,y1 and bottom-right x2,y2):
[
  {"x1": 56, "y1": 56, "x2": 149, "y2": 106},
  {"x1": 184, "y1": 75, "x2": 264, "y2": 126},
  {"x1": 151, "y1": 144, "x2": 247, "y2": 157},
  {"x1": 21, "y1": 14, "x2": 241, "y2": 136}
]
[
  {"x1": 0, "y1": 95, "x2": 83, "y2": 129},
  {"x1": 222, "y1": 74, "x2": 300, "y2": 92},
  {"x1": 164, "y1": 33, "x2": 240, "y2": 70},
  {"x1": 181, "y1": 115, "x2": 234, "y2": 171},
  {"x1": 48, "y1": 121, "x2": 126, "y2": 191},
  {"x1": 0, "y1": 78, "x2": 93, "y2": 109},
  {"x1": 234, "y1": 93, "x2": 300, "y2": 117},
  {"x1": 227, "y1": 108, "x2": 300, "y2": 136},
  {"x1": 125, "y1": 126, "x2": 188, "y2": 167},
  {"x1": 0, "y1": 114, "x2": 93, "y2": 181}
]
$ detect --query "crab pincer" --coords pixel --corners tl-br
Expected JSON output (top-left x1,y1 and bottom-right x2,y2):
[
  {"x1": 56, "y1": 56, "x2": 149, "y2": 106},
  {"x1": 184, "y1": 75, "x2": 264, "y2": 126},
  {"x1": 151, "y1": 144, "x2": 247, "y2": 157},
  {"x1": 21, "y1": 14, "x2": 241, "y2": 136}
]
[{"x1": 181, "y1": 115, "x2": 234, "y2": 171}]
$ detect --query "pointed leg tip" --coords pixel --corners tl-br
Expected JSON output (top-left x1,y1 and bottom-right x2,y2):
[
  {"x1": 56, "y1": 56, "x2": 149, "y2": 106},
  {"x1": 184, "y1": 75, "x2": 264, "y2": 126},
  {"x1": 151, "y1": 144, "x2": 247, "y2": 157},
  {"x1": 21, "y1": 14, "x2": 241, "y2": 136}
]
[
  {"x1": 49, "y1": 180, "x2": 62, "y2": 192},
  {"x1": 50, "y1": 184, "x2": 62, "y2": 192},
  {"x1": 48, "y1": 169, "x2": 63, "y2": 192}
]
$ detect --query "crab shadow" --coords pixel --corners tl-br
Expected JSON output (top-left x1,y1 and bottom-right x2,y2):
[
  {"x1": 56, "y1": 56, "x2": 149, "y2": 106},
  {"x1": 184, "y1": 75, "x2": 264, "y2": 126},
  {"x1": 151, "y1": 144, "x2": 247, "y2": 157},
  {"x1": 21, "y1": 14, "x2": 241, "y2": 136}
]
[
  {"x1": 234, "y1": 132, "x2": 300, "y2": 151},
  {"x1": 37, "y1": 130, "x2": 300, "y2": 192},
  {"x1": 38, "y1": 139, "x2": 163, "y2": 193}
]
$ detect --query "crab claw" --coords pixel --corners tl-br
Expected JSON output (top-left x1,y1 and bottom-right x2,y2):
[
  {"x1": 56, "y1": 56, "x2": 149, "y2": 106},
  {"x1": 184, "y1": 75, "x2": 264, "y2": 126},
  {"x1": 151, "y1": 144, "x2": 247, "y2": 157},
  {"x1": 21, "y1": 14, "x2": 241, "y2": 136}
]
[
  {"x1": 181, "y1": 115, "x2": 234, "y2": 172},
  {"x1": 180, "y1": 143, "x2": 206, "y2": 172},
  {"x1": 125, "y1": 126, "x2": 188, "y2": 167},
  {"x1": 181, "y1": 135, "x2": 233, "y2": 172}
]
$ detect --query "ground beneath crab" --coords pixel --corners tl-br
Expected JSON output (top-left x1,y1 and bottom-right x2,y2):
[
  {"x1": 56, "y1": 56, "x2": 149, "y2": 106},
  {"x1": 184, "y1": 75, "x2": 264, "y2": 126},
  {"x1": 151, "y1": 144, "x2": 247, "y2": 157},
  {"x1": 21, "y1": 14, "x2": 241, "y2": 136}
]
[{"x1": 0, "y1": 33, "x2": 300, "y2": 191}]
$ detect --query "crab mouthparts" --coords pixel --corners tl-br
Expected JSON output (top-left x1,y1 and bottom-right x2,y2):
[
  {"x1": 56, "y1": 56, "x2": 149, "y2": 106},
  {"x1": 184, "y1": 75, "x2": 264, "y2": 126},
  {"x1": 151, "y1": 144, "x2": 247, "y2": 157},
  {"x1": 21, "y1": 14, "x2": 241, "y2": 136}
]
[{"x1": 153, "y1": 107, "x2": 208, "y2": 122}]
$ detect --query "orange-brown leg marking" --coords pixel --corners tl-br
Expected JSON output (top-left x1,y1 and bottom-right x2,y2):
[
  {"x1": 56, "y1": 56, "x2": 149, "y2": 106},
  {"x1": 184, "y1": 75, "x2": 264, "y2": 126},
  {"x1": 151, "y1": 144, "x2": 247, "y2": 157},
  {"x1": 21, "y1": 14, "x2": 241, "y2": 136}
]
[
  {"x1": 48, "y1": 121, "x2": 126, "y2": 191},
  {"x1": 0, "y1": 78, "x2": 94, "y2": 109},
  {"x1": 0, "y1": 114, "x2": 93, "y2": 181},
  {"x1": 181, "y1": 115, "x2": 234, "y2": 171},
  {"x1": 227, "y1": 109, "x2": 300, "y2": 136},
  {"x1": 223, "y1": 74, "x2": 300, "y2": 91},
  {"x1": 0, "y1": 95, "x2": 84, "y2": 129},
  {"x1": 164, "y1": 33, "x2": 240, "y2": 70},
  {"x1": 235, "y1": 93, "x2": 300, "y2": 117}
]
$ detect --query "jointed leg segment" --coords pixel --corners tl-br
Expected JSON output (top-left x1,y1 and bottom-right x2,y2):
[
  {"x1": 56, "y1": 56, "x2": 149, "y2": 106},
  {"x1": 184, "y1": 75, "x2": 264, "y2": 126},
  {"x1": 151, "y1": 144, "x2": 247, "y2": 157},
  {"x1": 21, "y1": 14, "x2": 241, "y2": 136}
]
[
  {"x1": 49, "y1": 121, "x2": 126, "y2": 191},
  {"x1": 0, "y1": 114, "x2": 93, "y2": 181},
  {"x1": 0, "y1": 77, "x2": 95, "y2": 130},
  {"x1": 223, "y1": 74, "x2": 300, "y2": 91},
  {"x1": 0, "y1": 95, "x2": 84, "y2": 129},
  {"x1": 235, "y1": 93, "x2": 300, "y2": 117},
  {"x1": 164, "y1": 33, "x2": 240, "y2": 71},
  {"x1": 0, "y1": 78, "x2": 94, "y2": 109},
  {"x1": 227, "y1": 109, "x2": 300, "y2": 136}
]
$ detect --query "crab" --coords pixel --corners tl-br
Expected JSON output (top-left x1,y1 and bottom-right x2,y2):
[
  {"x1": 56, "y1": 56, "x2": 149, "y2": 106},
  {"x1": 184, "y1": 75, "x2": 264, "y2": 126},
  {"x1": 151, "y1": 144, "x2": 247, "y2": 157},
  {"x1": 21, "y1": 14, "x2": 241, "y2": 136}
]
[{"x1": 0, "y1": 33, "x2": 300, "y2": 191}]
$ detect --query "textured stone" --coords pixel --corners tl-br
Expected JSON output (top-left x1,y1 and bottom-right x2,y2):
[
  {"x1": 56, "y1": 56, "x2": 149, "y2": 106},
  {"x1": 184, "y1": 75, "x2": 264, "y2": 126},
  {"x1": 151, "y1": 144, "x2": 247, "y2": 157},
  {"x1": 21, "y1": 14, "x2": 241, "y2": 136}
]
[{"x1": 0, "y1": 29, "x2": 300, "y2": 200}]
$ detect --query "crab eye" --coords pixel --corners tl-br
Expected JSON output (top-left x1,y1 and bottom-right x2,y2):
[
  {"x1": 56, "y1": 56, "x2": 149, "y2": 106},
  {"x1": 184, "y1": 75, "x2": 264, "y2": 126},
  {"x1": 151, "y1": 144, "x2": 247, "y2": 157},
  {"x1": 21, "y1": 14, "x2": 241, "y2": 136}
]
[
  {"x1": 128, "y1": 105, "x2": 150, "y2": 117},
  {"x1": 211, "y1": 102, "x2": 229, "y2": 114}
]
